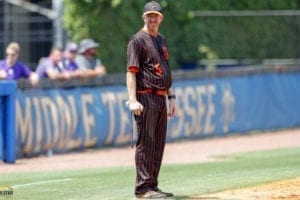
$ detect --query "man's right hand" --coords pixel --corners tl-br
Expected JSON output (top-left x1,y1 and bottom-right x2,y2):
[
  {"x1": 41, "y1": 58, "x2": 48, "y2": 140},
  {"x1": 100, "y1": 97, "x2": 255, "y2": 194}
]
[
  {"x1": 0, "y1": 70, "x2": 7, "y2": 79},
  {"x1": 125, "y1": 100, "x2": 144, "y2": 116}
]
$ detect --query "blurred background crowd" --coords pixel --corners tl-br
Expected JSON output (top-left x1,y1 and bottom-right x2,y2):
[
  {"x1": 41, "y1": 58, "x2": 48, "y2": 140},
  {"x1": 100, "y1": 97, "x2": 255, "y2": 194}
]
[{"x1": 0, "y1": 38, "x2": 107, "y2": 85}]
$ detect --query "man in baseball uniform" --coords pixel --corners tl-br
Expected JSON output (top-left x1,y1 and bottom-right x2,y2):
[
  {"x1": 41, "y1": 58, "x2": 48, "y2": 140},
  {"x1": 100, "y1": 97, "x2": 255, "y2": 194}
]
[{"x1": 126, "y1": 1, "x2": 177, "y2": 198}]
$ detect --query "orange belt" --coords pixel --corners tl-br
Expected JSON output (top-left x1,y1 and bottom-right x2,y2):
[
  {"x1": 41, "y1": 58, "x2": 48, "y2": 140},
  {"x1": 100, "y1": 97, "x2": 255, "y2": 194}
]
[{"x1": 137, "y1": 88, "x2": 167, "y2": 96}]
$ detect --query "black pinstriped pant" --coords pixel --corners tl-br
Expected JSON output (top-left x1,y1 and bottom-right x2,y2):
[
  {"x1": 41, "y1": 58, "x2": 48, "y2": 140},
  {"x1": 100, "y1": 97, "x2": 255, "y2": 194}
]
[{"x1": 134, "y1": 93, "x2": 167, "y2": 194}]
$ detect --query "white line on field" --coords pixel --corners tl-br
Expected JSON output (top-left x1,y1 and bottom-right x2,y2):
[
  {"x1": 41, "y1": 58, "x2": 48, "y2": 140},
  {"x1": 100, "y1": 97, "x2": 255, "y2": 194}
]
[{"x1": 12, "y1": 178, "x2": 73, "y2": 189}]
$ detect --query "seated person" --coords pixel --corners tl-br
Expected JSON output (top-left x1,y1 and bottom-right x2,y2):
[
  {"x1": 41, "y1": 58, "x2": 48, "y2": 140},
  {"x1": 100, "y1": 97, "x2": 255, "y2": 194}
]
[
  {"x1": 0, "y1": 42, "x2": 39, "y2": 85},
  {"x1": 75, "y1": 38, "x2": 107, "y2": 77},
  {"x1": 36, "y1": 47, "x2": 71, "y2": 80}
]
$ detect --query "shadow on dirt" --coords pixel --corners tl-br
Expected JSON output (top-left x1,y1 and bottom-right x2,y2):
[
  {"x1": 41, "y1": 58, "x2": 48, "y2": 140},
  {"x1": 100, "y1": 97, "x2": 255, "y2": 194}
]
[{"x1": 173, "y1": 195, "x2": 221, "y2": 200}]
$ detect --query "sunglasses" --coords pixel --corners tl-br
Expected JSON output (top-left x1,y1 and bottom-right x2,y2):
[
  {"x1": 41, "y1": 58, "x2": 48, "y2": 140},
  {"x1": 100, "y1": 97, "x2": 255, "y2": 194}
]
[{"x1": 6, "y1": 53, "x2": 17, "y2": 57}]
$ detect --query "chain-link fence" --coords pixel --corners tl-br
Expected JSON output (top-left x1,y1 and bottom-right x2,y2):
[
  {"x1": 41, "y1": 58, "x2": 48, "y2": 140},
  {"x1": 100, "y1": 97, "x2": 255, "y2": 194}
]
[{"x1": 0, "y1": 0, "x2": 64, "y2": 70}]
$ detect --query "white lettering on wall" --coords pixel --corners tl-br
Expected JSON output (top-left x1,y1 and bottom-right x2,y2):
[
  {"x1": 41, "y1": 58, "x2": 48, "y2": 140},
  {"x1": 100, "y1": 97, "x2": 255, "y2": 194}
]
[
  {"x1": 102, "y1": 92, "x2": 116, "y2": 144},
  {"x1": 15, "y1": 83, "x2": 225, "y2": 156},
  {"x1": 221, "y1": 83, "x2": 235, "y2": 133},
  {"x1": 16, "y1": 98, "x2": 33, "y2": 154},
  {"x1": 168, "y1": 87, "x2": 184, "y2": 138},
  {"x1": 116, "y1": 92, "x2": 131, "y2": 144},
  {"x1": 169, "y1": 84, "x2": 217, "y2": 138},
  {"x1": 183, "y1": 86, "x2": 198, "y2": 136},
  {"x1": 17, "y1": 94, "x2": 83, "y2": 155},
  {"x1": 55, "y1": 95, "x2": 81, "y2": 149},
  {"x1": 101, "y1": 91, "x2": 131, "y2": 145},
  {"x1": 81, "y1": 94, "x2": 97, "y2": 147},
  {"x1": 64, "y1": 95, "x2": 82, "y2": 149},
  {"x1": 40, "y1": 96, "x2": 57, "y2": 150},
  {"x1": 32, "y1": 97, "x2": 42, "y2": 153},
  {"x1": 204, "y1": 84, "x2": 216, "y2": 134},
  {"x1": 195, "y1": 85, "x2": 206, "y2": 134}
]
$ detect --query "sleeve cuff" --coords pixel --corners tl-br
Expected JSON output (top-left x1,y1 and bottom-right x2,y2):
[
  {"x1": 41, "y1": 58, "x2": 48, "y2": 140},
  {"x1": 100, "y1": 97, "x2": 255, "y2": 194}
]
[{"x1": 128, "y1": 66, "x2": 139, "y2": 73}]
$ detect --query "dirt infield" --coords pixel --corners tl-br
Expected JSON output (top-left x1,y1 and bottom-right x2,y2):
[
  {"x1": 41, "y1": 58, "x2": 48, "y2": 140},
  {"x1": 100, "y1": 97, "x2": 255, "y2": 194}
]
[
  {"x1": 196, "y1": 177, "x2": 300, "y2": 200},
  {"x1": 1, "y1": 128, "x2": 300, "y2": 199}
]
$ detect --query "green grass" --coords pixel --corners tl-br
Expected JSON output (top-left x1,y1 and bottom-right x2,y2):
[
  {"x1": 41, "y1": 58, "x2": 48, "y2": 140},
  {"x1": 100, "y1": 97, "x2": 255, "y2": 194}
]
[{"x1": 1, "y1": 146, "x2": 300, "y2": 200}]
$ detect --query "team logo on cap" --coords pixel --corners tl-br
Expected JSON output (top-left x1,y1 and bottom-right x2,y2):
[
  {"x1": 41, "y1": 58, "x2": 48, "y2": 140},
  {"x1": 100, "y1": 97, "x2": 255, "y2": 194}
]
[{"x1": 150, "y1": 3, "x2": 157, "y2": 10}]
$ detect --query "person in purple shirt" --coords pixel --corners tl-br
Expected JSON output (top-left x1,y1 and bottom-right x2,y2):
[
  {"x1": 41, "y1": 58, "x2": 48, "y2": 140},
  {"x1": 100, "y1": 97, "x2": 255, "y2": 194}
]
[
  {"x1": 0, "y1": 42, "x2": 39, "y2": 85},
  {"x1": 58, "y1": 42, "x2": 84, "y2": 78},
  {"x1": 36, "y1": 47, "x2": 71, "y2": 80}
]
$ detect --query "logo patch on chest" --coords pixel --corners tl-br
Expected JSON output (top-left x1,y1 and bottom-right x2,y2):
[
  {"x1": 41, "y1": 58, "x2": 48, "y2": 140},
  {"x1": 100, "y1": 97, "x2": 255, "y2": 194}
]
[{"x1": 154, "y1": 63, "x2": 163, "y2": 76}]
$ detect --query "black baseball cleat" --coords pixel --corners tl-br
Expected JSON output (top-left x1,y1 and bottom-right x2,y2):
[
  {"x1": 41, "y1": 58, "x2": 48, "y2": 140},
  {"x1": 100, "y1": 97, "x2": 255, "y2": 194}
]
[{"x1": 155, "y1": 188, "x2": 174, "y2": 197}]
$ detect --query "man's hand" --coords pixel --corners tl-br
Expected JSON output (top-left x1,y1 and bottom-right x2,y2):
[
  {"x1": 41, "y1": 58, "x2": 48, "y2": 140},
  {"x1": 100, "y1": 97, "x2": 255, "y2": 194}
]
[
  {"x1": 29, "y1": 72, "x2": 39, "y2": 86},
  {"x1": 168, "y1": 98, "x2": 176, "y2": 117},
  {"x1": 0, "y1": 70, "x2": 7, "y2": 79},
  {"x1": 125, "y1": 100, "x2": 144, "y2": 116}
]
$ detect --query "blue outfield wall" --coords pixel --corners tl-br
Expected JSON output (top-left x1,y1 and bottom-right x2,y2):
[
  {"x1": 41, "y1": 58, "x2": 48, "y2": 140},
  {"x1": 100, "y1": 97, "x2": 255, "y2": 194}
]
[{"x1": 13, "y1": 70, "x2": 300, "y2": 157}]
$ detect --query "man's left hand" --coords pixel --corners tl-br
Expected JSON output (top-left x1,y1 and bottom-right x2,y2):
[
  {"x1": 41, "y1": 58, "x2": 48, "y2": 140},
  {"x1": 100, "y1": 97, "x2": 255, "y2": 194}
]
[{"x1": 168, "y1": 99, "x2": 176, "y2": 117}]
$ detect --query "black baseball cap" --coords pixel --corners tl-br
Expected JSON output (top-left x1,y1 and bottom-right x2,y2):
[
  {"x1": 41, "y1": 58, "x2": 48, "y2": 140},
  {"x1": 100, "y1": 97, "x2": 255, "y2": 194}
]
[{"x1": 143, "y1": 1, "x2": 162, "y2": 16}]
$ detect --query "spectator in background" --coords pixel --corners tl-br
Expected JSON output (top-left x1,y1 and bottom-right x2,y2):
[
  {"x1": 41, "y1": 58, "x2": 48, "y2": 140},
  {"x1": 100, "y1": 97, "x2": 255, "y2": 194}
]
[
  {"x1": 36, "y1": 47, "x2": 71, "y2": 80},
  {"x1": 75, "y1": 38, "x2": 107, "y2": 77},
  {"x1": 0, "y1": 42, "x2": 39, "y2": 85},
  {"x1": 58, "y1": 42, "x2": 83, "y2": 78}
]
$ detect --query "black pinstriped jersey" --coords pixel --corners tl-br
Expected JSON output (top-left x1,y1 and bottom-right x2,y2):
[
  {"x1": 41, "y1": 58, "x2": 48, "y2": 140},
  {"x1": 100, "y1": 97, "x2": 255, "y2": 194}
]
[{"x1": 127, "y1": 30, "x2": 172, "y2": 91}]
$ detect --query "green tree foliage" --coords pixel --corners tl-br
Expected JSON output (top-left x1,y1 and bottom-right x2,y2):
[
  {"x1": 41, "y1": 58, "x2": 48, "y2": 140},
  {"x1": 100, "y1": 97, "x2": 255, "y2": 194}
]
[{"x1": 63, "y1": 0, "x2": 300, "y2": 73}]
